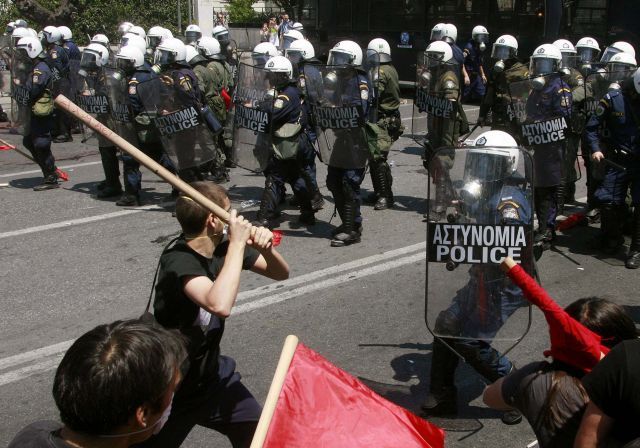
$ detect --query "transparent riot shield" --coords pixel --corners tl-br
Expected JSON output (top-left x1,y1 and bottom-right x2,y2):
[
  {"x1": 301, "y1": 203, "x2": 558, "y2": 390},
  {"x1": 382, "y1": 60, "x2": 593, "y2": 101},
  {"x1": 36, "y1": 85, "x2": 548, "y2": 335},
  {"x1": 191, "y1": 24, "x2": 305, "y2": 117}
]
[
  {"x1": 412, "y1": 53, "x2": 459, "y2": 148},
  {"x1": 509, "y1": 75, "x2": 572, "y2": 188},
  {"x1": 364, "y1": 50, "x2": 380, "y2": 123},
  {"x1": 10, "y1": 52, "x2": 32, "y2": 134},
  {"x1": 303, "y1": 64, "x2": 369, "y2": 169},
  {"x1": 231, "y1": 62, "x2": 273, "y2": 172},
  {"x1": 0, "y1": 45, "x2": 11, "y2": 96},
  {"x1": 135, "y1": 75, "x2": 217, "y2": 170},
  {"x1": 75, "y1": 69, "x2": 112, "y2": 146},
  {"x1": 104, "y1": 68, "x2": 138, "y2": 145},
  {"x1": 425, "y1": 145, "x2": 534, "y2": 356}
]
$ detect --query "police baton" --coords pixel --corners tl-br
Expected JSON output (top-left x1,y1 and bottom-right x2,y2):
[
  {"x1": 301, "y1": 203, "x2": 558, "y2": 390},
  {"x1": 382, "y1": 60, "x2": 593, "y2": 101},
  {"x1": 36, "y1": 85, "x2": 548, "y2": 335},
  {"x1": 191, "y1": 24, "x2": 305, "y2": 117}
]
[
  {"x1": 601, "y1": 158, "x2": 627, "y2": 174},
  {"x1": 54, "y1": 94, "x2": 233, "y2": 223},
  {"x1": 458, "y1": 122, "x2": 480, "y2": 144}
]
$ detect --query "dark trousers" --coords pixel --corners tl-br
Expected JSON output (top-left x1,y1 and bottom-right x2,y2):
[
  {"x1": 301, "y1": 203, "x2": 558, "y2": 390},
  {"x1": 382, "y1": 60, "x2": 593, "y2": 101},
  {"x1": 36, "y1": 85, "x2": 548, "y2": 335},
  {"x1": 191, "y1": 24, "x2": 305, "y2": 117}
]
[
  {"x1": 534, "y1": 186, "x2": 558, "y2": 232},
  {"x1": 122, "y1": 142, "x2": 177, "y2": 195},
  {"x1": 23, "y1": 115, "x2": 56, "y2": 177},
  {"x1": 327, "y1": 166, "x2": 365, "y2": 225},
  {"x1": 262, "y1": 156, "x2": 312, "y2": 215}
]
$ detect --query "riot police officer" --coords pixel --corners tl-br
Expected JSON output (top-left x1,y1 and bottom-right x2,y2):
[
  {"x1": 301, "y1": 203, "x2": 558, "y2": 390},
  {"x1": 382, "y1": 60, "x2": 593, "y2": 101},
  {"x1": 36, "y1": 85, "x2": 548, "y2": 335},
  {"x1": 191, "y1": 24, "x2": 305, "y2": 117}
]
[
  {"x1": 40, "y1": 26, "x2": 71, "y2": 143},
  {"x1": 146, "y1": 26, "x2": 170, "y2": 65},
  {"x1": 576, "y1": 36, "x2": 601, "y2": 76},
  {"x1": 422, "y1": 130, "x2": 527, "y2": 426},
  {"x1": 281, "y1": 29, "x2": 304, "y2": 52},
  {"x1": 554, "y1": 39, "x2": 584, "y2": 212},
  {"x1": 364, "y1": 38, "x2": 402, "y2": 210},
  {"x1": 252, "y1": 42, "x2": 278, "y2": 68},
  {"x1": 584, "y1": 68, "x2": 640, "y2": 269},
  {"x1": 479, "y1": 34, "x2": 528, "y2": 134},
  {"x1": 114, "y1": 45, "x2": 177, "y2": 206},
  {"x1": 600, "y1": 41, "x2": 636, "y2": 64},
  {"x1": 285, "y1": 39, "x2": 324, "y2": 211},
  {"x1": 254, "y1": 55, "x2": 315, "y2": 227},
  {"x1": 59, "y1": 26, "x2": 81, "y2": 135},
  {"x1": 442, "y1": 23, "x2": 470, "y2": 88},
  {"x1": 185, "y1": 24, "x2": 202, "y2": 46},
  {"x1": 462, "y1": 25, "x2": 489, "y2": 103},
  {"x1": 15, "y1": 36, "x2": 60, "y2": 190},
  {"x1": 526, "y1": 44, "x2": 573, "y2": 248},
  {"x1": 210, "y1": 28, "x2": 236, "y2": 166}
]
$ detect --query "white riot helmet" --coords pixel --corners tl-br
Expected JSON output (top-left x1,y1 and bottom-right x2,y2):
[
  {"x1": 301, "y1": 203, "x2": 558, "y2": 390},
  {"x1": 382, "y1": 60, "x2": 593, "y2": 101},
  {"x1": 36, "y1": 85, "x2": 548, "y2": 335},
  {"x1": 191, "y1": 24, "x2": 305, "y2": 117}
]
[
  {"x1": 443, "y1": 23, "x2": 457, "y2": 44},
  {"x1": 185, "y1": 24, "x2": 202, "y2": 45},
  {"x1": 11, "y1": 27, "x2": 30, "y2": 47},
  {"x1": 430, "y1": 23, "x2": 446, "y2": 42},
  {"x1": 472, "y1": 25, "x2": 489, "y2": 51},
  {"x1": 16, "y1": 36, "x2": 44, "y2": 59},
  {"x1": 129, "y1": 25, "x2": 146, "y2": 39},
  {"x1": 253, "y1": 42, "x2": 279, "y2": 67},
  {"x1": 491, "y1": 34, "x2": 518, "y2": 66},
  {"x1": 601, "y1": 41, "x2": 636, "y2": 63},
  {"x1": 265, "y1": 55, "x2": 293, "y2": 87},
  {"x1": 367, "y1": 38, "x2": 391, "y2": 64},
  {"x1": 553, "y1": 39, "x2": 577, "y2": 72},
  {"x1": 286, "y1": 39, "x2": 315, "y2": 61},
  {"x1": 328, "y1": 40, "x2": 363, "y2": 66},
  {"x1": 57, "y1": 26, "x2": 72, "y2": 41},
  {"x1": 14, "y1": 19, "x2": 27, "y2": 28},
  {"x1": 282, "y1": 29, "x2": 304, "y2": 51},
  {"x1": 155, "y1": 37, "x2": 187, "y2": 66},
  {"x1": 41, "y1": 25, "x2": 62, "y2": 44},
  {"x1": 633, "y1": 67, "x2": 640, "y2": 94},
  {"x1": 212, "y1": 25, "x2": 230, "y2": 44},
  {"x1": 530, "y1": 44, "x2": 562, "y2": 89},
  {"x1": 115, "y1": 44, "x2": 145, "y2": 74},
  {"x1": 91, "y1": 34, "x2": 110, "y2": 47},
  {"x1": 291, "y1": 22, "x2": 304, "y2": 32},
  {"x1": 196, "y1": 36, "x2": 222, "y2": 60},
  {"x1": 27, "y1": 28, "x2": 38, "y2": 37},
  {"x1": 185, "y1": 44, "x2": 200, "y2": 65},
  {"x1": 576, "y1": 37, "x2": 600, "y2": 64},
  {"x1": 462, "y1": 130, "x2": 520, "y2": 204},
  {"x1": 6, "y1": 21, "x2": 15, "y2": 35},
  {"x1": 606, "y1": 52, "x2": 637, "y2": 84},
  {"x1": 121, "y1": 33, "x2": 147, "y2": 55},
  {"x1": 425, "y1": 40, "x2": 453, "y2": 66},
  {"x1": 79, "y1": 43, "x2": 109, "y2": 77},
  {"x1": 118, "y1": 22, "x2": 133, "y2": 36}
]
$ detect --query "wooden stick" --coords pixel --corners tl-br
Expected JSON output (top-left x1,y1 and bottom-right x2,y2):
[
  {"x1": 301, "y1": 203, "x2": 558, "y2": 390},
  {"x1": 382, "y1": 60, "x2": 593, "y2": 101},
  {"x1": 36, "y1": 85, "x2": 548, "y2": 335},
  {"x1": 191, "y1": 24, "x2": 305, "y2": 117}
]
[
  {"x1": 500, "y1": 256, "x2": 517, "y2": 273},
  {"x1": 250, "y1": 335, "x2": 299, "y2": 448},
  {"x1": 53, "y1": 94, "x2": 230, "y2": 222}
]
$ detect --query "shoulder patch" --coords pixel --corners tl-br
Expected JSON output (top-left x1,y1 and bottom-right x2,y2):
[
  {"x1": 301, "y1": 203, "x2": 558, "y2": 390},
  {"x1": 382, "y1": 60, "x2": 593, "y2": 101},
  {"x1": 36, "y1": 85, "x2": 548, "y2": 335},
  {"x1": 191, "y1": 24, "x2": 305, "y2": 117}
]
[
  {"x1": 560, "y1": 95, "x2": 570, "y2": 108},
  {"x1": 360, "y1": 87, "x2": 369, "y2": 101},
  {"x1": 32, "y1": 74, "x2": 39, "y2": 83},
  {"x1": 274, "y1": 98, "x2": 284, "y2": 109},
  {"x1": 129, "y1": 84, "x2": 137, "y2": 95},
  {"x1": 595, "y1": 104, "x2": 605, "y2": 116},
  {"x1": 277, "y1": 94, "x2": 289, "y2": 102},
  {"x1": 179, "y1": 76, "x2": 192, "y2": 91}
]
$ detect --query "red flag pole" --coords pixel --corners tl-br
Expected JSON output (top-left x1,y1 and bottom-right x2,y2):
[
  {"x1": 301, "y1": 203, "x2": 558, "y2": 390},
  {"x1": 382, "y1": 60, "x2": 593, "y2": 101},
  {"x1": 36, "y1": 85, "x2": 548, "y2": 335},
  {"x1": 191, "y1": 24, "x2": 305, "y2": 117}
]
[
  {"x1": 250, "y1": 335, "x2": 299, "y2": 448},
  {"x1": 0, "y1": 137, "x2": 70, "y2": 181}
]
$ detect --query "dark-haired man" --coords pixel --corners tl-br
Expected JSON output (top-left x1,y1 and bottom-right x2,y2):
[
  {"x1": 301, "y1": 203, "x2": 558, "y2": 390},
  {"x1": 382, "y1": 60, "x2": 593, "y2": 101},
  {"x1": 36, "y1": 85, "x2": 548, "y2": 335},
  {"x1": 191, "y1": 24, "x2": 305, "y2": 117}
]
[{"x1": 8, "y1": 319, "x2": 186, "y2": 447}]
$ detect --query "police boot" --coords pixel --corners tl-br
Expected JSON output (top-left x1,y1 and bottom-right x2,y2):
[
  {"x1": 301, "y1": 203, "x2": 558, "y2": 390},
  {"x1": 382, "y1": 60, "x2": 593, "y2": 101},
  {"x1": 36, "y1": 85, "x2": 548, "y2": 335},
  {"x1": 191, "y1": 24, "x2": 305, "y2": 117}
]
[
  {"x1": 428, "y1": 180, "x2": 449, "y2": 222},
  {"x1": 596, "y1": 204, "x2": 625, "y2": 254},
  {"x1": 331, "y1": 196, "x2": 361, "y2": 247},
  {"x1": 366, "y1": 159, "x2": 381, "y2": 204},
  {"x1": 564, "y1": 181, "x2": 576, "y2": 204},
  {"x1": 97, "y1": 147, "x2": 122, "y2": 198},
  {"x1": 421, "y1": 339, "x2": 459, "y2": 417},
  {"x1": 116, "y1": 192, "x2": 140, "y2": 206},
  {"x1": 556, "y1": 182, "x2": 566, "y2": 217},
  {"x1": 254, "y1": 180, "x2": 279, "y2": 228},
  {"x1": 33, "y1": 174, "x2": 60, "y2": 191},
  {"x1": 311, "y1": 190, "x2": 325, "y2": 211},
  {"x1": 374, "y1": 160, "x2": 394, "y2": 210},
  {"x1": 625, "y1": 207, "x2": 640, "y2": 269}
]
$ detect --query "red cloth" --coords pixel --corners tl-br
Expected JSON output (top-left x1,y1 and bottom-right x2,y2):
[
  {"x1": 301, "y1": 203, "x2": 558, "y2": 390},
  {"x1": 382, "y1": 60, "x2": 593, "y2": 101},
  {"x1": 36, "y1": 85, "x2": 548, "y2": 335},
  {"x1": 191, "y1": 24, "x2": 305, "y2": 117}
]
[
  {"x1": 263, "y1": 343, "x2": 445, "y2": 448},
  {"x1": 506, "y1": 264, "x2": 609, "y2": 372},
  {"x1": 221, "y1": 88, "x2": 232, "y2": 110}
]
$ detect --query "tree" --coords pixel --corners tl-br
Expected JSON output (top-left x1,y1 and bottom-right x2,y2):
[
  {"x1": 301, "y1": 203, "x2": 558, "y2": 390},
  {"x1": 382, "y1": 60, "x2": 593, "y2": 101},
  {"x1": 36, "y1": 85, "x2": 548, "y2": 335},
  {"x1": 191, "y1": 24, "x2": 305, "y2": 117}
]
[
  {"x1": 272, "y1": 0, "x2": 302, "y2": 20},
  {"x1": 227, "y1": 0, "x2": 257, "y2": 24}
]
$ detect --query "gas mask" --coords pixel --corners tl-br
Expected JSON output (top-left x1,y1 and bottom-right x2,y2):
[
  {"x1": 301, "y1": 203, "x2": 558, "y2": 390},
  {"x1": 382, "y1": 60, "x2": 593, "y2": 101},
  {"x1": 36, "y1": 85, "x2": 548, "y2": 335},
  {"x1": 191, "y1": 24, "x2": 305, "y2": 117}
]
[
  {"x1": 531, "y1": 76, "x2": 546, "y2": 90},
  {"x1": 323, "y1": 71, "x2": 338, "y2": 89},
  {"x1": 479, "y1": 42, "x2": 486, "y2": 52},
  {"x1": 493, "y1": 60, "x2": 505, "y2": 73},
  {"x1": 420, "y1": 70, "x2": 432, "y2": 86}
]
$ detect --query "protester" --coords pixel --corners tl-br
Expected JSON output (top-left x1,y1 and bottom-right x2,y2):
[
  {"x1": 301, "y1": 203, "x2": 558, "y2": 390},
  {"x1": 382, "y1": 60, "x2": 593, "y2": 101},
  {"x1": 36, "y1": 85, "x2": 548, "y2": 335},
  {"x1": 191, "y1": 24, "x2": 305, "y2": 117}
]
[
  {"x1": 140, "y1": 182, "x2": 289, "y2": 448},
  {"x1": 574, "y1": 338, "x2": 640, "y2": 447},
  {"x1": 259, "y1": 22, "x2": 270, "y2": 43},
  {"x1": 8, "y1": 319, "x2": 187, "y2": 447}
]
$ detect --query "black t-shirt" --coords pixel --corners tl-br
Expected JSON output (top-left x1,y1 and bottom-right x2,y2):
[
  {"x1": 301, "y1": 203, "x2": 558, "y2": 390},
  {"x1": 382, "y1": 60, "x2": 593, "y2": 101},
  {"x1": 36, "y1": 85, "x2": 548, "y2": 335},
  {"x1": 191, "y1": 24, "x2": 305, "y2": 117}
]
[
  {"x1": 153, "y1": 237, "x2": 260, "y2": 401},
  {"x1": 583, "y1": 339, "x2": 640, "y2": 445},
  {"x1": 8, "y1": 421, "x2": 72, "y2": 448},
  {"x1": 502, "y1": 361, "x2": 588, "y2": 448}
]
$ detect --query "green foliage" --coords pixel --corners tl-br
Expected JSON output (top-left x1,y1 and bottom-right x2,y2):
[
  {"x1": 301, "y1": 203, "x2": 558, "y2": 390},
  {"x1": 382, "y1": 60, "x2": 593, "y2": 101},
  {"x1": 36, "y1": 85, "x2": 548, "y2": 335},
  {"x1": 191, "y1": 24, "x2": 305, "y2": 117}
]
[{"x1": 227, "y1": 0, "x2": 258, "y2": 25}]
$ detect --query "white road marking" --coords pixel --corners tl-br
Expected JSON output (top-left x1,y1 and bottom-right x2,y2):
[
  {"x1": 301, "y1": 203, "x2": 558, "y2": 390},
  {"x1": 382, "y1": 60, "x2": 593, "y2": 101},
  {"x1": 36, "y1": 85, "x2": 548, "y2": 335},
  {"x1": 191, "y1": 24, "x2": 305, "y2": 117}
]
[
  {"x1": 0, "y1": 203, "x2": 171, "y2": 239},
  {"x1": 0, "y1": 161, "x2": 102, "y2": 179},
  {"x1": 0, "y1": 245, "x2": 426, "y2": 386}
]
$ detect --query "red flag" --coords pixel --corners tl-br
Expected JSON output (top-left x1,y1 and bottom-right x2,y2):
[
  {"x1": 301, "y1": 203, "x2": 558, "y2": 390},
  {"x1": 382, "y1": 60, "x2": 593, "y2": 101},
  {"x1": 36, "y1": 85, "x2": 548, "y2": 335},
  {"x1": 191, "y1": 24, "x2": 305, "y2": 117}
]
[{"x1": 262, "y1": 342, "x2": 444, "y2": 448}]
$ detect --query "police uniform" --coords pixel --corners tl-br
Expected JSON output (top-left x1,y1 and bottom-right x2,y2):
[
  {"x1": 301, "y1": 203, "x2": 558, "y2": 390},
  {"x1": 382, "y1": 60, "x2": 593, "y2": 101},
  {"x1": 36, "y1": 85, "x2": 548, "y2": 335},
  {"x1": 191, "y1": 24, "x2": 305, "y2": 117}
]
[
  {"x1": 63, "y1": 38, "x2": 81, "y2": 133},
  {"x1": 367, "y1": 62, "x2": 402, "y2": 210},
  {"x1": 424, "y1": 183, "x2": 530, "y2": 416},
  {"x1": 462, "y1": 39, "x2": 486, "y2": 102},
  {"x1": 24, "y1": 59, "x2": 59, "y2": 189},
  {"x1": 207, "y1": 58, "x2": 234, "y2": 163},
  {"x1": 584, "y1": 83, "x2": 640, "y2": 267},
  {"x1": 449, "y1": 42, "x2": 465, "y2": 85},
  {"x1": 525, "y1": 75, "x2": 572, "y2": 241},
  {"x1": 326, "y1": 71, "x2": 370, "y2": 246},
  {"x1": 45, "y1": 43, "x2": 72, "y2": 142},
  {"x1": 479, "y1": 60, "x2": 528, "y2": 134},
  {"x1": 119, "y1": 65, "x2": 178, "y2": 205}
]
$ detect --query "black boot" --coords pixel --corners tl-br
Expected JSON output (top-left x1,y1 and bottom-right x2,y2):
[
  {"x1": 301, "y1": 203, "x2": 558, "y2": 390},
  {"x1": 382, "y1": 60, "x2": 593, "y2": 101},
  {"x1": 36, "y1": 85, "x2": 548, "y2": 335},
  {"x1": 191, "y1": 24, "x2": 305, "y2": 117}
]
[
  {"x1": 311, "y1": 190, "x2": 325, "y2": 211},
  {"x1": 97, "y1": 147, "x2": 122, "y2": 198},
  {"x1": 564, "y1": 182, "x2": 576, "y2": 204},
  {"x1": 331, "y1": 182, "x2": 361, "y2": 247},
  {"x1": 366, "y1": 159, "x2": 381, "y2": 204},
  {"x1": 556, "y1": 182, "x2": 566, "y2": 217},
  {"x1": 33, "y1": 174, "x2": 60, "y2": 191},
  {"x1": 116, "y1": 193, "x2": 140, "y2": 206},
  {"x1": 254, "y1": 180, "x2": 279, "y2": 228},
  {"x1": 626, "y1": 207, "x2": 640, "y2": 269},
  {"x1": 374, "y1": 160, "x2": 394, "y2": 210},
  {"x1": 428, "y1": 179, "x2": 449, "y2": 222},
  {"x1": 421, "y1": 339, "x2": 459, "y2": 416},
  {"x1": 595, "y1": 204, "x2": 625, "y2": 254}
]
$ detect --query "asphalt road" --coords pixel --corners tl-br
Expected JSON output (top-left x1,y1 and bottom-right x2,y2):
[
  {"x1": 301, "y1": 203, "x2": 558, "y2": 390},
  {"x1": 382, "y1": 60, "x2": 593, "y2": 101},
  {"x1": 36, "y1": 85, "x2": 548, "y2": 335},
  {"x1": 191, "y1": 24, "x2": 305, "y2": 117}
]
[{"x1": 0, "y1": 101, "x2": 638, "y2": 447}]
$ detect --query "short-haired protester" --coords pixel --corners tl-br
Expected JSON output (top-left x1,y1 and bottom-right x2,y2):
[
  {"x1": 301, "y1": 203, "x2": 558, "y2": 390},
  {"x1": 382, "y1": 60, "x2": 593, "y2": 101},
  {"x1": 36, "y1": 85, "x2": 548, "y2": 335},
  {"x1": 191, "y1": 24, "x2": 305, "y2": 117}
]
[
  {"x1": 9, "y1": 319, "x2": 187, "y2": 448},
  {"x1": 140, "y1": 182, "x2": 289, "y2": 448}
]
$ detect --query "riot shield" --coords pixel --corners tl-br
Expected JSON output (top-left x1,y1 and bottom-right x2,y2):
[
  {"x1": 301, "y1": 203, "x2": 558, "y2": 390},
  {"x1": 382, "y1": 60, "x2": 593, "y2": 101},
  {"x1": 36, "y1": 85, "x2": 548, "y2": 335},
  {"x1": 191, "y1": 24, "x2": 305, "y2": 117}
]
[
  {"x1": 508, "y1": 75, "x2": 572, "y2": 188},
  {"x1": 425, "y1": 145, "x2": 534, "y2": 355},
  {"x1": 0, "y1": 45, "x2": 11, "y2": 95},
  {"x1": 412, "y1": 54, "x2": 459, "y2": 147},
  {"x1": 364, "y1": 50, "x2": 380, "y2": 123},
  {"x1": 303, "y1": 64, "x2": 369, "y2": 169},
  {"x1": 231, "y1": 62, "x2": 273, "y2": 172},
  {"x1": 135, "y1": 75, "x2": 217, "y2": 170},
  {"x1": 75, "y1": 69, "x2": 112, "y2": 145},
  {"x1": 104, "y1": 68, "x2": 138, "y2": 145},
  {"x1": 10, "y1": 52, "x2": 32, "y2": 134}
]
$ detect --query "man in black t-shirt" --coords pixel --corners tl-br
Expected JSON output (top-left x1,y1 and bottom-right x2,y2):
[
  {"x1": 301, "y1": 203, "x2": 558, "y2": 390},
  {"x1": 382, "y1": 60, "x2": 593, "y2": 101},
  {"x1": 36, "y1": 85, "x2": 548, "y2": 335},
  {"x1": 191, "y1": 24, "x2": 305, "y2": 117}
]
[
  {"x1": 576, "y1": 339, "x2": 640, "y2": 447},
  {"x1": 141, "y1": 181, "x2": 289, "y2": 448}
]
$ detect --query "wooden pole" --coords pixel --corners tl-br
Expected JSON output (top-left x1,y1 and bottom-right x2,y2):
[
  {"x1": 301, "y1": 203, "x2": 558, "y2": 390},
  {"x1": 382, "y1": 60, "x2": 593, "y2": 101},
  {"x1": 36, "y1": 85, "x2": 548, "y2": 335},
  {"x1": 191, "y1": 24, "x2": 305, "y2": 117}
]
[
  {"x1": 500, "y1": 256, "x2": 517, "y2": 273},
  {"x1": 53, "y1": 94, "x2": 230, "y2": 222},
  {"x1": 249, "y1": 335, "x2": 299, "y2": 448}
]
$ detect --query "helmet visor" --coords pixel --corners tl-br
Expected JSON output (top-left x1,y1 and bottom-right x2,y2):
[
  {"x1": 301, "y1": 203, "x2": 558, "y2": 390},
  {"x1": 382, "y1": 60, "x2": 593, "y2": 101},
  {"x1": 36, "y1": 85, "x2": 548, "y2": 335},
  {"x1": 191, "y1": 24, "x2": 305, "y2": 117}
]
[
  {"x1": 147, "y1": 35, "x2": 162, "y2": 49},
  {"x1": 464, "y1": 151, "x2": 511, "y2": 183},
  {"x1": 267, "y1": 71, "x2": 289, "y2": 88},
  {"x1": 560, "y1": 53, "x2": 577, "y2": 69},
  {"x1": 116, "y1": 57, "x2": 136, "y2": 73},
  {"x1": 252, "y1": 53, "x2": 270, "y2": 67},
  {"x1": 215, "y1": 32, "x2": 229, "y2": 44},
  {"x1": 600, "y1": 46, "x2": 621, "y2": 63},
  {"x1": 282, "y1": 35, "x2": 297, "y2": 50},
  {"x1": 285, "y1": 49, "x2": 303, "y2": 66},
  {"x1": 491, "y1": 44, "x2": 512, "y2": 60},
  {"x1": 530, "y1": 58, "x2": 557, "y2": 76},
  {"x1": 578, "y1": 47, "x2": 598, "y2": 63},
  {"x1": 185, "y1": 31, "x2": 200, "y2": 43},
  {"x1": 80, "y1": 51, "x2": 100, "y2": 71},
  {"x1": 430, "y1": 29, "x2": 443, "y2": 41},
  {"x1": 327, "y1": 50, "x2": 353, "y2": 66},
  {"x1": 607, "y1": 63, "x2": 635, "y2": 81},
  {"x1": 155, "y1": 48, "x2": 176, "y2": 66},
  {"x1": 474, "y1": 33, "x2": 489, "y2": 44},
  {"x1": 425, "y1": 52, "x2": 445, "y2": 68}
]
